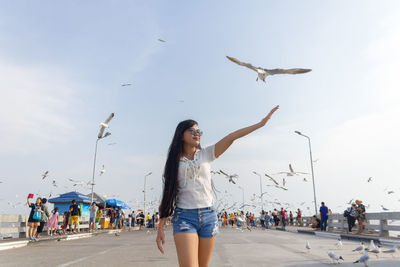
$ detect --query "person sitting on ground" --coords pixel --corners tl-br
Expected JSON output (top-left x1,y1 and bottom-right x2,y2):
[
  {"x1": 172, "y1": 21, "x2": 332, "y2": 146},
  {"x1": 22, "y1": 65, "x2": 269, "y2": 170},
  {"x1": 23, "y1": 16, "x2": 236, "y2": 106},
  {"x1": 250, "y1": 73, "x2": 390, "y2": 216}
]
[{"x1": 311, "y1": 215, "x2": 320, "y2": 229}]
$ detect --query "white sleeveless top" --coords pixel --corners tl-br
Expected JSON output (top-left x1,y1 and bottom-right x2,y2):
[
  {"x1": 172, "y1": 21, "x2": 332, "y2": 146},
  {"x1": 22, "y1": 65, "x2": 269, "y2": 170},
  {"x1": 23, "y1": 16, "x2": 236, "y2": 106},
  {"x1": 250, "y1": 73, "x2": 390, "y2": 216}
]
[{"x1": 176, "y1": 145, "x2": 216, "y2": 209}]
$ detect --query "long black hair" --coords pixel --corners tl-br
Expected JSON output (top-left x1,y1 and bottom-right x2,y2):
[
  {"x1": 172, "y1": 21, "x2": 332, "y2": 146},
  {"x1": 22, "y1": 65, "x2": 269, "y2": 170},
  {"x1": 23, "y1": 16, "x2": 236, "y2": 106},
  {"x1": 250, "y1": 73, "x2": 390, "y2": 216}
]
[{"x1": 159, "y1": 119, "x2": 198, "y2": 218}]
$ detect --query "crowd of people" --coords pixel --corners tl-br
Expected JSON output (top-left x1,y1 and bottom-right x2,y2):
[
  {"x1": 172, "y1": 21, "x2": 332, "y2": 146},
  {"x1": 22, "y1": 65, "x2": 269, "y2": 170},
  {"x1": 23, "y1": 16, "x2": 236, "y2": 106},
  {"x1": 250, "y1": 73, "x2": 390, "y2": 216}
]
[
  {"x1": 26, "y1": 194, "x2": 164, "y2": 240},
  {"x1": 27, "y1": 194, "x2": 368, "y2": 241}
]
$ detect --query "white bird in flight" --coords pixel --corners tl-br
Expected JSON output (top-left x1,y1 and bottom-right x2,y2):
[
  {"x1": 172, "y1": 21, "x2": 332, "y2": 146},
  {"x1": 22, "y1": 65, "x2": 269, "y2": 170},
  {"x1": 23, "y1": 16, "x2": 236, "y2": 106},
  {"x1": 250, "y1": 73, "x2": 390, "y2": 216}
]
[
  {"x1": 98, "y1": 113, "x2": 114, "y2": 139},
  {"x1": 52, "y1": 180, "x2": 58, "y2": 187},
  {"x1": 275, "y1": 164, "x2": 309, "y2": 177},
  {"x1": 42, "y1": 171, "x2": 49, "y2": 180},
  {"x1": 121, "y1": 83, "x2": 131, "y2": 86},
  {"x1": 381, "y1": 205, "x2": 389, "y2": 211},
  {"x1": 100, "y1": 165, "x2": 106, "y2": 176},
  {"x1": 219, "y1": 170, "x2": 238, "y2": 184},
  {"x1": 367, "y1": 177, "x2": 372, "y2": 183},
  {"x1": 226, "y1": 56, "x2": 311, "y2": 83},
  {"x1": 157, "y1": 38, "x2": 166, "y2": 43},
  {"x1": 265, "y1": 173, "x2": 279, "y2": 185},
  {"x1": 327, "y1": 251, "x2": 344, "y2": 264}
]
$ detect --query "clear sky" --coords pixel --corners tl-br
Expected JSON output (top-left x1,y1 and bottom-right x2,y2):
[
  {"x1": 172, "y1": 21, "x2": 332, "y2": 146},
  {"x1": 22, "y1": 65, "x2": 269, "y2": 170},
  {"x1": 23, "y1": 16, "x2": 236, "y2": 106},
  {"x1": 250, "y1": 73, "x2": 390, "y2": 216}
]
[{"x1": 1, "y1": 1, "x2": 399, "y2": 215}]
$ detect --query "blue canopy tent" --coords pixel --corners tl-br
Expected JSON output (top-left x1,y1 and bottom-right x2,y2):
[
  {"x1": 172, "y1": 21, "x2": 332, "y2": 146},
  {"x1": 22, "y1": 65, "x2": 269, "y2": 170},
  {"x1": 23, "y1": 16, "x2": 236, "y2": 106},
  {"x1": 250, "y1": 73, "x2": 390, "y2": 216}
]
[
  {"x1": 49, "y1": 191, "x2": 100, "y2": 216},
  {"x1": 105, "y1": 199, "x2": 131, "y2": 209}
]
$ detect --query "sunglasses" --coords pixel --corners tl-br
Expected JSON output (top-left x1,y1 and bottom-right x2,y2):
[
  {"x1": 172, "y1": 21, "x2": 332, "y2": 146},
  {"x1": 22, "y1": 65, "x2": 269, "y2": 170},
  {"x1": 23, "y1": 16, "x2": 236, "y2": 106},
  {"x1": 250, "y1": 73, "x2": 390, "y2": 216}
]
[{"x1": 187, "y1": 128, "x2": 203, "y2": 136}]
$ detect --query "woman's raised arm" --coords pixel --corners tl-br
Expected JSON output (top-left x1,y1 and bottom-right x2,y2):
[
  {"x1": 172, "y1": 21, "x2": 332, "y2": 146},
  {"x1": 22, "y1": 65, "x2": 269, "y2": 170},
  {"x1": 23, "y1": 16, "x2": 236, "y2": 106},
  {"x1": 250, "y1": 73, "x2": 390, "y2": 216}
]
[{"x1": 214, "y1": 105, "x2": 279, "y2": 158}]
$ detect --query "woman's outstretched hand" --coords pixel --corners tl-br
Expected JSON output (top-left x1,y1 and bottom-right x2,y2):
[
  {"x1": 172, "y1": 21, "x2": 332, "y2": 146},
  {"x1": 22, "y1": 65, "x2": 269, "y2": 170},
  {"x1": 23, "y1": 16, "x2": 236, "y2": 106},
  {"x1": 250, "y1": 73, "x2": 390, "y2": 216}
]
[
  {"x1": 156, "y1": 228, "x2": 165, "y2": 254},
  {"x1": 260, "y1": 105, "x2": 279, "y2": 127}
]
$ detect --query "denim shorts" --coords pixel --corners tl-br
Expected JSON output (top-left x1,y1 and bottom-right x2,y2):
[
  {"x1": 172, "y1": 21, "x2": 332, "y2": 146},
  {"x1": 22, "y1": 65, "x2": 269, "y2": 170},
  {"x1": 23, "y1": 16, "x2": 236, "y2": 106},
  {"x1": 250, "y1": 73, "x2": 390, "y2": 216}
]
[{"x1": 172, "y1": 206, "x2": 219, "y2": 238}]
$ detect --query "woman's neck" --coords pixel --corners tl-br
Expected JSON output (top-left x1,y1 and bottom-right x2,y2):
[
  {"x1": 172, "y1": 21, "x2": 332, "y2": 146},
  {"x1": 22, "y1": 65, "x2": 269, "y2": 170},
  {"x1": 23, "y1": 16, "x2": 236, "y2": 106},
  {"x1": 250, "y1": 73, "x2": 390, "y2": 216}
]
[{"x1": 182, "y1": 144, "x2": 197, "y2": 160}]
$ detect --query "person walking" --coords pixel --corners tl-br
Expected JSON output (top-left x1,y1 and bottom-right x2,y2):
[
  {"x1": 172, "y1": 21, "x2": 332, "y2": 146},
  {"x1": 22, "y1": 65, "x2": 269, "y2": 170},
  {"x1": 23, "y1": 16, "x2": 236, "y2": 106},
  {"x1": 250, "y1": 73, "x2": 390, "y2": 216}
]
[
  {"x1": 27, "y1": 196, "x2": 43, "y2": 241},
  {"x1": 280, "y1": 208, "x2": 286, "y2": 229},
  {"x1": 69, "y1": 200, "x2": 81, "y2": 233},
  {"x1": 355, "y1": 200, "x2": 366, "y2": 234},
  {"x1": 47, "y1": 207, "x2": 59, "y2": 236},
  {"x1": 345, "y1": 203, "x2": 357, "y2": 233},
  {"x1": 89, "y1": 202, "x2": 97, "y2": 232},
  {"x1": 289, "y1": 211, "x2": 294, "y2": 226},
  {"x1": 319, "y1": 202, "x2": 329, "y2": 231},
  {"x1": 296, "y1": 208, "x2": 302, "y2": 227},
  {"x1": 156, "y1": 106, "x2": 279, "y2": 267},
  {"x1": 36, "y1": 198, "x2": 50, "y2": 240},
  {"x1": 260, "y1": 210, "x2": 265, "y2": 229}
]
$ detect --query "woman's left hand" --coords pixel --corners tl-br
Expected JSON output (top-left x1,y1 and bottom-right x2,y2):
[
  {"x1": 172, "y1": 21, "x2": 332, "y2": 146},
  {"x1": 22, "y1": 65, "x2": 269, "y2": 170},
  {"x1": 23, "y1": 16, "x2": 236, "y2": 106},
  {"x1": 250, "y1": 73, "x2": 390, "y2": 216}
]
[{"x1": 260, "y1": 105, "x2": 279, "y2": 127}]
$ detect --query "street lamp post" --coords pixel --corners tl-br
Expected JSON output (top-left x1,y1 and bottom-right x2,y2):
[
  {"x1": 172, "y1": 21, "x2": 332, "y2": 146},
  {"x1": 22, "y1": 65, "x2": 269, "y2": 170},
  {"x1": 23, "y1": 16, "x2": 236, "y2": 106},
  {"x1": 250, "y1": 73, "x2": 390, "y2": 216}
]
[
  {"x1": 252, "y1": 171, "x2": 263, "y2": 210},
  {"x1": 238, "y1": 186, "x2": 244, "y2": 208},
  {"x1": 295, "y1": 131, "x2": 317, "y2": 215},
  {"x1": 143, "y1": 172, "x2": 152, "y2": 226},
  {"x1": 91, "y1": 132, "x2": 111, "y2": 203}
]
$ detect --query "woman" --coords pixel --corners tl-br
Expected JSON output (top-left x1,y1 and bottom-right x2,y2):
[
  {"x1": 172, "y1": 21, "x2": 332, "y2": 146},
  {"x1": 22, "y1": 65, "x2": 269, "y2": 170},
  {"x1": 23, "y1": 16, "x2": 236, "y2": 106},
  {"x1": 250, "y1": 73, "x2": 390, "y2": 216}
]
[
  {"x1": 355, "y1": 199, "x2": 366, "y2": 234},
  {"x1": 156, "y1": 105, "x2": 279, "y2": 267},
  {"x1": 47, "y1": 207, "x2": 59, "y2": 236},
  {"x1": 27, "y1": 196, "x2": 43, "y2": 241},
  {"x1": 36, "y1": 198, "x2": 50, "y2": 240}
]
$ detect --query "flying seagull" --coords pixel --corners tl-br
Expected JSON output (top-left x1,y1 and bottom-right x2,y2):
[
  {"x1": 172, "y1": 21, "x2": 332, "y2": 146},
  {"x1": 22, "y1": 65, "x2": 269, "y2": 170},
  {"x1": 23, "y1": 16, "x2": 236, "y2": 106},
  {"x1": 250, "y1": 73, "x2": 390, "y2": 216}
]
[
  {"x1": 275, "y1": 164, "x2": 308, "y2": 177},
  {"x1": 367, "y1": 177, "x2": 372, "y2": 183},
  {"x1": 388, "y1": 190, "x2": 395, "y2": 194},
  {"x1": 328, "y1": 251, "x2": 344, "y2": 264},
  {"x1": 158, "y1": 39, "x2": 166, "y2": 43},
  {"x1": 226, "y1": 56, "x2": 311, "y2": 83},
  {"x1": 52, "y1": 180, "x2": 58, "y2": 187},
  {"x1": 42, "y1": 171, "x2": 49, "y2": 180},
  {"x1": 265, "y1": 173, "x2": 279, "y2": 185},
  {"x1": 121, "y1": 83, "x2": 131, "y2": 87},
  {"x1": 108, "y1": 142, "x2": 117, "y2": 146},
  {"x1": 381, "y1": 205, "x2": 389, "y2": 211},
  {"x1": 219, "y1": 170, "x2": 238, "y2": 184},
  {"x1": 98, "y1": 113, "x2": 114, "y2": 139},
  {"x1": 100, "y1": 165, "x2": 106, "y2": 176},
  {"x1": 347, "y1": 199, "x2": 354, "y2": 205}
]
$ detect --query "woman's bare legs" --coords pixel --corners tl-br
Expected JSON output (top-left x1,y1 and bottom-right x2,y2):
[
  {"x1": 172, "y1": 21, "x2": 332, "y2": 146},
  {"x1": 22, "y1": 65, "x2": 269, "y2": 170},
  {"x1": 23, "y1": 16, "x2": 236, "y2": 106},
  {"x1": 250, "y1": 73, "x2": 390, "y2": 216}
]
[
  {"x1": 198, "y1": 237, "x2": 216, "y2": 267},
  {"x1": 174, "y1": 233, "x2": 199, "y2": 267}
]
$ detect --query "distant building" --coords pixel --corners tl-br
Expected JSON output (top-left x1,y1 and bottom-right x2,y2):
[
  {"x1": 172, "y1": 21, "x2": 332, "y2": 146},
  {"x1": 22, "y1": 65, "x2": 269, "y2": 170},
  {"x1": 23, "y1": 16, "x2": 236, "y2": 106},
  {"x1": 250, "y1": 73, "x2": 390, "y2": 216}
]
[{"x1": 49, "y1": 191, "x2": 98, "y2": 217}]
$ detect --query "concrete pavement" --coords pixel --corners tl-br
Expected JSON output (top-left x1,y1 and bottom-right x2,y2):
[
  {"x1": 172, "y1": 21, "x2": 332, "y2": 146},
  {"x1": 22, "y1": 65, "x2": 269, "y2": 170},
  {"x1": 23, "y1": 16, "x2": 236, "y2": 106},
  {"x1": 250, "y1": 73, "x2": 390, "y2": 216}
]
[{"x1": 0, "y1": 227, "x2": 399, "y2": 266}]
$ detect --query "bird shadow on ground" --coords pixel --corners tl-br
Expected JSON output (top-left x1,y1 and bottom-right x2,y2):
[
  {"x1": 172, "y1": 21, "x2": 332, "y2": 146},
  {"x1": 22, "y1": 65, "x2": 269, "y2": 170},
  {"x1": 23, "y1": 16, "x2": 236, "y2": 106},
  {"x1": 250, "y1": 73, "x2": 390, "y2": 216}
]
[{"x1": 286, "y1": 259, "x2": 400, "y2": 267}]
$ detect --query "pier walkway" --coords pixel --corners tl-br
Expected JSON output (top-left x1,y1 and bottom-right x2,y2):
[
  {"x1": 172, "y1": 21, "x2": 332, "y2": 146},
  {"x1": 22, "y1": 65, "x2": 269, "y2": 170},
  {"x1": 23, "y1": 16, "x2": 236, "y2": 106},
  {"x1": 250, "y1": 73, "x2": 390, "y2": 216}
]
[{"x1": 1, "y1": 227, "x2": 399, "y2": 266}]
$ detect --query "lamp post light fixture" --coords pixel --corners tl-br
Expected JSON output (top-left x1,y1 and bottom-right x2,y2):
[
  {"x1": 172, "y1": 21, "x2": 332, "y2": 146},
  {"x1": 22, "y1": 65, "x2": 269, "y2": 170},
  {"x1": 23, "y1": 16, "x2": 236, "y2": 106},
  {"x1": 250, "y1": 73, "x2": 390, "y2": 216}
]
[
  {"x1": 252, "y1": 171, "x2": 264, "y2": 210},
  {"x1": 143, "y1": 172, "x2": 152, "y2": 226},
  {"x1": 295, "y1": 130, "x2": 317, "y2": 215},
  {"x1": 90, "y1": 131, "x2": 111, "y2": 203}
]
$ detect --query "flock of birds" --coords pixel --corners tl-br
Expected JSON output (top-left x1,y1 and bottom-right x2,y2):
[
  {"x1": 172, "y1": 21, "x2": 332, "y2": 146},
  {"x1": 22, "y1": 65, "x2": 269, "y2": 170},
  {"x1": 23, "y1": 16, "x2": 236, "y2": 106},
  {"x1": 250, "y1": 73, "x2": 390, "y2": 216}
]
[{"x1": 305, "y1": 238, "x2": 398, "y2": 266}]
